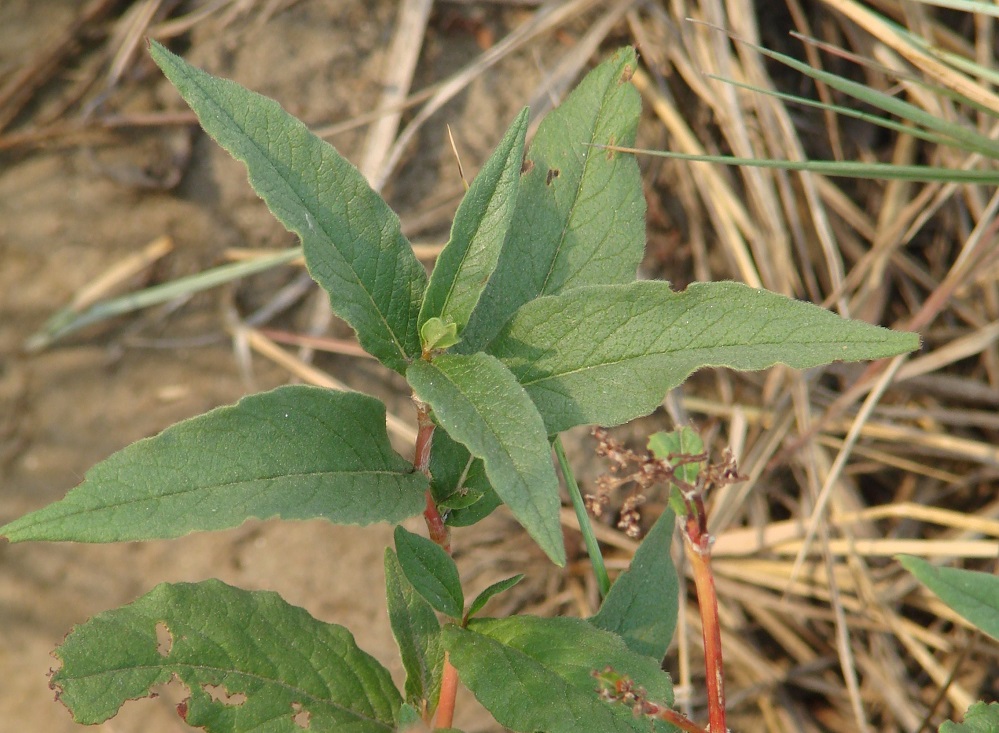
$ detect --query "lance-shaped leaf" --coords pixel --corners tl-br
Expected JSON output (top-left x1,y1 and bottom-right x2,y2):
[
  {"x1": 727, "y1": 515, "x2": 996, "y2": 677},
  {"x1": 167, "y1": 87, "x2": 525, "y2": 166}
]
[
  {"x1": 444, "y1": 617, "x2": 675, "y2": 733},
  {"x1": 407, "y1": 353, "x2": 565, "y2": 566},
  {"x1": 385, "y1": 549, "x2": 443, "y2": 712},
  {"x1": 52, "y1": 579, "x2": 402, "y2": 730},
  {"x1": 490, "y1": 281, "x2": 921, "y2": 434},
  {"x1": 899, "y1": 556, "x2": 999, "y2": 641},
  {"x1": 466, "y1": 575, "x2": 524, "y2": 621},
  {"x1": 591, "y1": 508, "x2": 678, "y2": 659},
  {"x1": 394, "y1": 526, "x2": 464, "y2": 619},
  {"x1": 459, "y1": 47, "x2": 644, "y2": 352},
  {"x1": 419, "y1": 108, "x2": 529, "y2": 336},
  {"x1": 149, "y1": 41, "x2": 426, "y2": 373},
  {"x1": 0, "y1": 386, "x2": 427, "y2": 542}
]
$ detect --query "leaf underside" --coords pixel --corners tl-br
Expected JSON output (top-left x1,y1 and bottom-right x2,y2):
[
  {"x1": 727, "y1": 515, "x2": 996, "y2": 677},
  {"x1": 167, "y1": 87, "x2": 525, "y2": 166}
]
[{"x1": 0, "y1": 386, "x2": 427, "y2": 542}]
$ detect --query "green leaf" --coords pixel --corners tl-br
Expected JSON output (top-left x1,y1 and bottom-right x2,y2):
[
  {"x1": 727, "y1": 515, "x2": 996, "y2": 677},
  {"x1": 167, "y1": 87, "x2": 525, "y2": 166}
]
[
  {"x1": 384, "y1": 549, "x2": 443, "y2": 712},
  {"x1": 940, "y1": 702, "x2": 999, "y2": 733},
  {"x1": 648, "y1": 428, "x2": 705, "y2": 484},
  {"x1": 460, "y1": 47, "x2": 644, "y2": 352},
  {"x1": 466, "y1": 575, "x2": 525, "y2": 621},
  {"x1": 394, "y1": 526, "x2": 464, "y2": 619},
  {"x1": 407, "y1": 353, "x2": 565, "y2": 566},
  {"x1": 591, "y1": 509, "x2": 678, "y2": 659},
  {"x1": 426, "y1": 429, "x2": 499, "y2": 526},
  {"x1": 445, "y1": 487, "x2": 502, "y2": 527},
  {"x1": 490, "y1": 281, "x2": 921, "y2": 433},
  {"x1": 899, "y1": 556, "x2": 999, "y2": 641},
  {"x1": 420, "y1": 316, "x2": 460, "y2": 352},
  {"x1": 444, "y1": 617, "x2": 675, "y2": 733},
  {"x1": 52, "y1": 579, "x2": 401, "y2": 730},
  {"x1": 419, "y1": 108, "x2": 529, "y2": 334},
  {"x1": 149, "y1": 41, "x2": 426, "y2": 374},
  {"x1": 0, "y1": 386, "x2": 427, "y2": 542}
]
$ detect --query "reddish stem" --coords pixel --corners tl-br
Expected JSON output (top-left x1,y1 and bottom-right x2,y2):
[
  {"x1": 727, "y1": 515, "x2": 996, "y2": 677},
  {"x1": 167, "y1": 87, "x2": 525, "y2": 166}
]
[
  {"x1": 414, "y1": 400, "x2": 450, "y2": 552},
  {"x1": 683, "y1": 512, "x2": 726, "y2": 733},
  {"x1": 653, "y1": 705, "x2": 710, "y2": 733},
  {"x1": 435, "y1": 653, "x2": 459, "y2": 728},
  {"x1": 412, "y1": 398, "x2": 458, "y2": 727}
]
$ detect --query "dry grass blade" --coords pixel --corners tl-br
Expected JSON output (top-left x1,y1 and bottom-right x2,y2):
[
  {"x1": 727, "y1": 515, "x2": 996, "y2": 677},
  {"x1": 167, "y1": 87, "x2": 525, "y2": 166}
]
[
  {"x1": 0, "y1": 0, "x2": 120, "y2": 132},
  {"x1": 358, "y1": 0, "x2": 433, "y2": 185},
  {"x1": 599, "y1": 1, "x2": 999, "y2": 730}
]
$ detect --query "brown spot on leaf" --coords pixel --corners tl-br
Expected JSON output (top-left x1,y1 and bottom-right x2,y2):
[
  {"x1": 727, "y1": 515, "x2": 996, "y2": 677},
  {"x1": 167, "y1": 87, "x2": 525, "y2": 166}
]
[
  {"x1": 521, "y1": 158, "x2": 534, "y2": 175},
  {"x1": 292, "y1": 702, "x2": 311, "y2": 729},
  {"x1": 546, "y1": 168, "x2": 560, "y2": 185},
  {"x1": 203, "y1": 683, "x2": 247, "y2": 706},
  {"x1": 620, "y1": 63, "x2": 634, "y2": 84},
  {"x1": 155, "y1": 621, "x2": 173, "y2": 657},
  {"x1": 177, "y1": 700, "x2": 189, "y2": 720}
]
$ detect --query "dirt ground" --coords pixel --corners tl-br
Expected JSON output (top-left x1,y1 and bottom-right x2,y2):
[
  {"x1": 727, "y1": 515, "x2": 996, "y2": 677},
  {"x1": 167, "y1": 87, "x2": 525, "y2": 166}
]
[{"x1": 0, "y1": 3, "x2": 579, "y2": 731}]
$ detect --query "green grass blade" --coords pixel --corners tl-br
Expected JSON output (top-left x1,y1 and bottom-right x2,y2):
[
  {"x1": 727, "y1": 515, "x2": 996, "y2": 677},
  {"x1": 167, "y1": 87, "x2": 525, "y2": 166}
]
[
  {"x1": 24, "y1": 248, "x2": 302, "y2": 352},
  {"x1": 733, "y1": 33, "x2": 999, "y2": 158},
  {"x1": 597, "y1": 147, "x2": 999, "y2": 184}
]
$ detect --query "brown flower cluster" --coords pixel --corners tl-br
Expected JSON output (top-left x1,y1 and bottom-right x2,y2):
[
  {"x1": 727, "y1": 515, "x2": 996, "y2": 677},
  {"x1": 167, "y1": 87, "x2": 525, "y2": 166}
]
[{"x1": 587, "y1": 427, "x2": 743, "y2": 538}]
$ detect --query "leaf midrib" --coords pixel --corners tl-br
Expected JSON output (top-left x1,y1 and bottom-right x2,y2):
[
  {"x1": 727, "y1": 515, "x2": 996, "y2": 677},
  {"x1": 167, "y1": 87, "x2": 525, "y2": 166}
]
[{"x1": 178, "y1": 53, "x2": 411, "y2": 365}]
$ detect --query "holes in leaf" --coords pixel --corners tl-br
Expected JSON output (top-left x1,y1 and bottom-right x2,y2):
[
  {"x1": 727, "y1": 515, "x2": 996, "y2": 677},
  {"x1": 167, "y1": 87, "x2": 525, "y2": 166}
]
[
  {"x1": 202, "y1": 683, "x2": 247, "y2": 707},
  {"x1": 545, "y1": 168, "x2": 560, "y2": 185},
  {"x1": 291, "y1": 701, "x2": 311, "y2": 729},
  {"x1": 155, "y1": 621, "x2": 173, "y2": 657}
]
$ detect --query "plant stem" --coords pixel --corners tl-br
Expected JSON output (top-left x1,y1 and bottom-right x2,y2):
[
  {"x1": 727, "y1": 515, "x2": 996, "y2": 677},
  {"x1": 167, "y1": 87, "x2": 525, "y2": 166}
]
[
  {"x1": 435, "y1": 653, "x2": 459, "y2": 729},
  {"x1": 414, "y1": 400, "x2": 450, "y2": 551},
  {"x1": 554, "y1": 436, "x2": 610, "y2": 597},
  {"x1": 413, "y1": 398, "x2": 459, "y2": 728},
  {"x1": 683, "y1": 510, "x2": 726, "y2": 733}
]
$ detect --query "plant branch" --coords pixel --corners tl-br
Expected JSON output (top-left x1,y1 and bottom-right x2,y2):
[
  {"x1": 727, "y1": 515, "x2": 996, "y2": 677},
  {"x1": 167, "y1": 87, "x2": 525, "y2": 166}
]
[{"x1": 555, "y1": 436, "x2": 610, "y2": 597}]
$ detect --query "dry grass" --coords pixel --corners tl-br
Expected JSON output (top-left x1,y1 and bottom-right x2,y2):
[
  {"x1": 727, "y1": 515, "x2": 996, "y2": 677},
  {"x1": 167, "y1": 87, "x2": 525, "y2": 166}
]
[{"x1": 4, "y1": 0, "x2": 997, "y2": 731}]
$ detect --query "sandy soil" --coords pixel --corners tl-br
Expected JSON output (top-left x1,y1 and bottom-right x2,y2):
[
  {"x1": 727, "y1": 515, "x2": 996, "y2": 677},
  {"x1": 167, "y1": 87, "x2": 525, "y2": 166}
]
[{"x1": 0, "y1": 3, "x2": 576, "y2": 730}]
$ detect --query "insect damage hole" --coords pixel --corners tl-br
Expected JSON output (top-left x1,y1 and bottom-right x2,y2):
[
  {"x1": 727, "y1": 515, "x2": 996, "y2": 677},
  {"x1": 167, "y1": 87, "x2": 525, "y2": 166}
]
[
  {"x1": 545, "y1": 168, "x2": 560, "y2": 185},
  {"x1": 203, "y1": 683, "x2": 248, "y2": 707},
  {"x1": 291, "y1": 701, "x2": 311, "y2": 729},
  {"x1": 155, "y1": 621, "x2": 173, "y2": 657}
]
